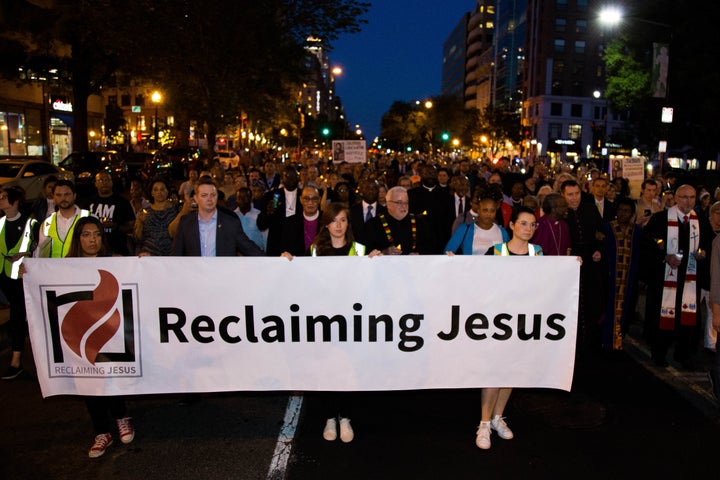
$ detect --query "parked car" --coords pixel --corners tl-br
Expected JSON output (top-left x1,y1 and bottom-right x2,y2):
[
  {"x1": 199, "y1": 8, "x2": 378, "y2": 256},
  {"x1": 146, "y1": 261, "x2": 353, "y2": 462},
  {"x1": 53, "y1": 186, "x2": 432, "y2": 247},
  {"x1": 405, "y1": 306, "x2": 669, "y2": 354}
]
[
  {"x1": 0, "y1": 159, "x2": 74, "y2": 201},
  {"x1": 59, "y1": 150, "x2": 127, "y2": 187},
  {"x1": 121, "y1": 150, "x2": 160, "y2": 180},
  {"x1": 213, "y1": 151, "x2": 240, "y2": 170},
  {"x1": 163, "y1": 146, "x2": 202, "y2": 178},
  {"x1": 138, "y1": 152, "x2": 174, "y2": 183}
]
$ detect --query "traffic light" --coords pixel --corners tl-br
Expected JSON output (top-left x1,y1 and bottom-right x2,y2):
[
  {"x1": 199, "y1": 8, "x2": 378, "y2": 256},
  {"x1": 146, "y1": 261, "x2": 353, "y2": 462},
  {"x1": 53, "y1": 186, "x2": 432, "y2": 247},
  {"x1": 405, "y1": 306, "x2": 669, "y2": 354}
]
[
  {"x1": 322, "y1": 127, "x2": 330, "y2": 136},
  {"x1": 441, "y1": 132, "x2": 450, "y2": 141}
]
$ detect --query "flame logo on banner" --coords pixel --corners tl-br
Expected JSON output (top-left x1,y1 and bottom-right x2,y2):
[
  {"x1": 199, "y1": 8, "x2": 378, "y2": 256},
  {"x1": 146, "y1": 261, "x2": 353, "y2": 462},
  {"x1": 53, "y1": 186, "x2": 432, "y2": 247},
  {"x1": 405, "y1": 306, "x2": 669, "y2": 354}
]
[{"x1": 61, "y1": 270, "x2": 121, "y2": 365}]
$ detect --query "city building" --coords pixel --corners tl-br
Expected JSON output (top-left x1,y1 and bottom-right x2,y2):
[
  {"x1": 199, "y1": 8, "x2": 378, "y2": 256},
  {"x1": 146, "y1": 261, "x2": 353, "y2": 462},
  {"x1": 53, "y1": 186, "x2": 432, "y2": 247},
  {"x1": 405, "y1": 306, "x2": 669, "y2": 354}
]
[
  {"x1": 101, "y1": 77, "x2": 173, "y2": 152},
  {"x1": 493, "y1": 0, "x2": 526, "y2": 112},
  {"x1": 302, "y1": 37, "x2": 345, "y2": 124},
  {"x1": 442, "y1": 1, "x2": 495, "y2": 112},
  {"x1": 0, "y1": 77, "x2": 104, "y2": 164},
  {"x1": 523, "y1": 0, "x2": 626, "y2": 165},
  {"x1": 442, "y1": 14, "x2": 468, "y2": 100}
]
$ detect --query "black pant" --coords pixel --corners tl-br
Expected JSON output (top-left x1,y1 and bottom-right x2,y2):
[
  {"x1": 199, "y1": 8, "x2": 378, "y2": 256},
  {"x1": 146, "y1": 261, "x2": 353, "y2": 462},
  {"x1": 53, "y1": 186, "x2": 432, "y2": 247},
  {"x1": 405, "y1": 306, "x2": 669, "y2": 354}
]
[
  {"x1": 317, "y1": 392, "x2": 354, "y2": 420},
  {"x1": 84, "y1": 396, "x2": 127, "y2": 435},
  {"x1": 0, "y1": 275, "x2": 27, "y2": 352},
  {"x1": 651, "y1": 325, "x2": 696, "y2": 363}
]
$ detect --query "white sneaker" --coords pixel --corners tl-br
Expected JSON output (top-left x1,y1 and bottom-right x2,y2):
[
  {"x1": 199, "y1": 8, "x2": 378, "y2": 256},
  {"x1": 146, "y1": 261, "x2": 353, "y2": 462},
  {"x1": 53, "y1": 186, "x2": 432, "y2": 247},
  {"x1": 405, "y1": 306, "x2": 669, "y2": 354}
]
[
  {"x1": 339, "y1": 417, "x2": 354, "y2": 443},
  {"x1": 323, "y1": 418, "x2": 337, "y2": 441},
  {"x1": 490, "y1": 415, "x2": 514, "y2": 440},
  {"x1": 475, "y1": 422, "x2": 491, "y2": 449}
]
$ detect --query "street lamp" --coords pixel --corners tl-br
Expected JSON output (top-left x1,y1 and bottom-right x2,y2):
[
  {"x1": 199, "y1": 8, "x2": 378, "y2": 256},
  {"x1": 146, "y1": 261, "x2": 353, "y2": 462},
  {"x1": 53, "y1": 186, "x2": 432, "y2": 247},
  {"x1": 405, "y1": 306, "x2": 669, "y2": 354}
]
[
  {"x1": 592, "y1": 90, "x2": 609, "y2": 169},
  {"x1": 419, "y1": 100, "x2": 433, "y2": 153},
  {"x1": 151, "y1": 90, "x2": 162, "y2": 150},
  {"x1": 598, "y1": 6, "x2": 673, "y2": 174}
]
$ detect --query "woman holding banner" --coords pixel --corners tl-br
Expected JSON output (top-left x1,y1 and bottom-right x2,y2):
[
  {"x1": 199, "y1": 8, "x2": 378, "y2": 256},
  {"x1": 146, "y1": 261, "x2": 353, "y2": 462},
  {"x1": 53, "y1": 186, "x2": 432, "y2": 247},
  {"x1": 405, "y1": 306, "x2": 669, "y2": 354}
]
[
  {"x1": 67, "y1": 217, "x2": 136, "y2": 458},
  {"x1": 475, "y1": 206, "x2": 543, "y2": 450},
  {"x1": 287, "y1": 202, "x2": 380, "y2": 443}
]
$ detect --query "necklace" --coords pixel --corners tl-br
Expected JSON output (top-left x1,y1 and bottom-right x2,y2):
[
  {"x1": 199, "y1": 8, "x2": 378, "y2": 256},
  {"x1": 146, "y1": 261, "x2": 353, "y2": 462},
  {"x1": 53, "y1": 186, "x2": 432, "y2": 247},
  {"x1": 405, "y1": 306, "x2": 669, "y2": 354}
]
[
  {"x1": 379, "y1": 213, "x2": 417, "y2": 251},
  {"x1": 548, "y1": 219, "x2": 562, "y2": 255}
]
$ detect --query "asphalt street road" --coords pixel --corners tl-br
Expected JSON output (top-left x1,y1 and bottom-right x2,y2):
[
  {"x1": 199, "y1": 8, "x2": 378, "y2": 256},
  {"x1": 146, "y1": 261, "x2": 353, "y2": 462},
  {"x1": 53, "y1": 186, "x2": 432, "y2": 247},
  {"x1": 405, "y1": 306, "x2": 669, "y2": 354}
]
[{"x1": 1, "y1": 329, "x2": 718, "y2": 480}]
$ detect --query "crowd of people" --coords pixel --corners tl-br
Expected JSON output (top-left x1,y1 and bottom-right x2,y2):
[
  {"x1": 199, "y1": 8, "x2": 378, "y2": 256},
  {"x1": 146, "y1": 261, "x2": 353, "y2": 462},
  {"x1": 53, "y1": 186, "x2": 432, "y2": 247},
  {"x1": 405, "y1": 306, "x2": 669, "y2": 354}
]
[{"x1": 2, "y1": 149, "x2": 720, "y2": 456}]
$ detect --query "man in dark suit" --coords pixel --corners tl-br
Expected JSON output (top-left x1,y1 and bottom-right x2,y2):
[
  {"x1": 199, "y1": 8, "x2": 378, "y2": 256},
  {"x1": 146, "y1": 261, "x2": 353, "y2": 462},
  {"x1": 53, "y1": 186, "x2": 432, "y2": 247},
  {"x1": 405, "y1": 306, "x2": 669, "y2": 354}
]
[
  {"x1": 407, "y1": 164, "x2": 453, "y2": 253},
  {"x1": 269, "y1": 185, "x2": 322, "y2": 257},
  {"x1": 257, "y1": 166, "x2": 302, "y2": 256},
  {"x1": 449, "y1": 175, "x2": 472, "y2": 223},
  {"x1": 562, "y1": 179, "x2": 606, "y2": 354},
  {"x1": 172, "y1": 176, "x2": 264, "y2": 257},
  {"x1": 584, "y1": 176, "x2": 616, "y2": 223},
  {"x1": 261, "y1": 161, "x2": 281, "y2": 191},
  {"x1": 349, "y1": 178, "x2": 387, "y2": 246}
]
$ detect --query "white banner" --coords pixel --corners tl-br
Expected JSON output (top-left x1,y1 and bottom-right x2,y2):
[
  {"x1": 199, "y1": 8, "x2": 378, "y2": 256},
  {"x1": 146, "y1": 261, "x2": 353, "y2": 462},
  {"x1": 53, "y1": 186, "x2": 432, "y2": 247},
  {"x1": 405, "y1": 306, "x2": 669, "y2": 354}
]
[{"x1": 23, "y1": 256, "x2": 579, "y2": 398}]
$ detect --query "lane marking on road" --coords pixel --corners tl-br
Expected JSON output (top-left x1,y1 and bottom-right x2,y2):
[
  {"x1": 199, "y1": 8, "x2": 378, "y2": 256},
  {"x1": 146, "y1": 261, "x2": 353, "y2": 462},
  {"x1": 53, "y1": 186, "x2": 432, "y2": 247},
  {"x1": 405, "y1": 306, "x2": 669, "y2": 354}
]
[{"x1": 266, "y1": 394, "x2": 304, "y2": 480}]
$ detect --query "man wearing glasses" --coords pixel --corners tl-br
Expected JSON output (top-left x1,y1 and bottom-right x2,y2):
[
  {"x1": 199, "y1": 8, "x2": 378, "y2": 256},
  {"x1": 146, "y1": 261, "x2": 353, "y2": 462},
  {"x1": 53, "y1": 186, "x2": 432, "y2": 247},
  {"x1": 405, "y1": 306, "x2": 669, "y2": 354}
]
[
  {"x1": 274, "y1": 186, "x2": 322, "y2": 257},
  {"x1": 81, "y1": 172, "x2": 135, "y2": 256},
  {"x1": 365, "y1": 186, "x2": 434, "y2": 255},
  {"x1": 643, "y1": 184, "x2": 712, "y2": 369}
]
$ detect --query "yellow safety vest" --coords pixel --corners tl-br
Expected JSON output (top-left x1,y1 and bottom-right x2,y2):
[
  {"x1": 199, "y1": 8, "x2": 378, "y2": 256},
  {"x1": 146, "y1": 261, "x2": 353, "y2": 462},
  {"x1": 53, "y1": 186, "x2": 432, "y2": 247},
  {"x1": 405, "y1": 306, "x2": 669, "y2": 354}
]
[
  {"x1": 493, "y1": 242, "x2": 542, "y2": 256},
  {"x1": 41, "y1": 210, "x2": 90, "y2": 258},
  {"x1": 310, "y1": 242, "x2": 366, "y2": 256},
  {"x1": 0, "y1": 216, "x2": 37, "y2": 279}
]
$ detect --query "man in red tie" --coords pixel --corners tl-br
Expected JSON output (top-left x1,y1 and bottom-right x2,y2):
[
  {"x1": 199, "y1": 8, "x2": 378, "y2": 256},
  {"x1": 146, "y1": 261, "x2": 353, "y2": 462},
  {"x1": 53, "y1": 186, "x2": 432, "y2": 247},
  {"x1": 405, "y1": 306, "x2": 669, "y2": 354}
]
[{"x1": 642, "y1": 184, "x2": 713, "y2": 369}]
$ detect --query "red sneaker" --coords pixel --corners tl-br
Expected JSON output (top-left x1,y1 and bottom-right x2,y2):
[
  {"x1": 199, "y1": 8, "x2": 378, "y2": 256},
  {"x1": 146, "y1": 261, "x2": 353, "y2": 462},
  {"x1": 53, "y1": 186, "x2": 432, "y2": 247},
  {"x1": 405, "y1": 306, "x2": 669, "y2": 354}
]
[
  {"x1": 116, "y1": 417, "x2": 135, "y2": 444},
  {"x1": 88, "y1": 433, "x2": 113, "y2": 458}
]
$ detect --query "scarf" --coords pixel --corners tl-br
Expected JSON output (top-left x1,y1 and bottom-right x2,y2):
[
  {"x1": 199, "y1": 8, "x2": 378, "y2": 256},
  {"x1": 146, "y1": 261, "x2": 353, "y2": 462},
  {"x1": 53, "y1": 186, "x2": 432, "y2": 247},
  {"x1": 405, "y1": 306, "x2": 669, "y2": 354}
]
[{"x1": 660, "y1": 206, "x2": 698, "y2": 330}]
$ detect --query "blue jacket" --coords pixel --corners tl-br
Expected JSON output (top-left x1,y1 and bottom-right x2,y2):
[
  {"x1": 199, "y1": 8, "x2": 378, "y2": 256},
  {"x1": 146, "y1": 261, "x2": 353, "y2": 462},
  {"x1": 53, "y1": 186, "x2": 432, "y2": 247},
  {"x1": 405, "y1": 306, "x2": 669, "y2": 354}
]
[{"x1": 444, "y1": 221, "x2": 509, "y2": 255}]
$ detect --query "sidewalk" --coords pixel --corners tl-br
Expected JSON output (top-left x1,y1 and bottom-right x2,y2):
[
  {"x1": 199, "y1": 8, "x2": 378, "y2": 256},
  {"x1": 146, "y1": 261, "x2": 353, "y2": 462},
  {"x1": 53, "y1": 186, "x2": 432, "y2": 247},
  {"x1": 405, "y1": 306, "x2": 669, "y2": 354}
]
[{"x1": 623, "y1": 322, "x2": 719, "y2": 422}]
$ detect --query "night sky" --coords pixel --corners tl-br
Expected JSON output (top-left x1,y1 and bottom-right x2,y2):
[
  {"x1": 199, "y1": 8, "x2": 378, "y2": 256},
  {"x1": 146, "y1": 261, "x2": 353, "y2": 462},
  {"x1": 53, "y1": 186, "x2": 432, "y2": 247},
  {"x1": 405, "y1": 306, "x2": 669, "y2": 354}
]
[{"x1": 330, "y1": 0, "x2": 475, "y2": 143}]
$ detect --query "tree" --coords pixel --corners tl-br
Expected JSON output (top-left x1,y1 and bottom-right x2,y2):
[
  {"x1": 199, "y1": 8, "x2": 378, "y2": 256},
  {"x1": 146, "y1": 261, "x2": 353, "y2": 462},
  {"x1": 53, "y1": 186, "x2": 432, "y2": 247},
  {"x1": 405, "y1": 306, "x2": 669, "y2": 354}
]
[
  {"x1": 0, "y1": 0, "x2": 127, "y2": 153},
  {"x1": 476, "y1": 106, "x2": 521, "y2": 156},
  {"x1": 603, "y1": 39, "x2": 650, "y2": 112},
  {"x1": 601, "y1": 0, "x2": 720, "y2": 160},
  {"x1": 0, "y1": 0, "x2": 369, "y2": 152},
  {"x1": 380, "y1": 96, "x2": 479, "y2": 153},
  {"x1": 117, "y1": 0, "x2": 370, "y2": 151},
  {"x1": 380, "y1": 101, "x2": 422, "y2": 151}
]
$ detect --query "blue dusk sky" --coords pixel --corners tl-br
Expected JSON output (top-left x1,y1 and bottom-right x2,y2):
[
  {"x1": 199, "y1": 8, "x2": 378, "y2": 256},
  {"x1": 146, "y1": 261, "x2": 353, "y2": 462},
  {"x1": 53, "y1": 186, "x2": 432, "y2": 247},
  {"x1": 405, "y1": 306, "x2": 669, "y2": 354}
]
[{"x1": 329, "y1": 1, "x2": 476, "y2": 143}]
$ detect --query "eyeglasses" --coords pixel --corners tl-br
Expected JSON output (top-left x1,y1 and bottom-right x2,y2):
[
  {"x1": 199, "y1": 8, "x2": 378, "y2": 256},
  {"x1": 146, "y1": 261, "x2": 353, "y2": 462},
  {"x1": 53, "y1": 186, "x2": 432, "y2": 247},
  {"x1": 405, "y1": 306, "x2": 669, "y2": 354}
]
[
  {"x1": 515, "y1": 221, "x2": 538, "y2": 228},
  {"x1": 388, "y1": 200, "x2": 409, "y2": 206},
  {"x1": 301, "y1": 197, "x2": 320, "y2": 202}
]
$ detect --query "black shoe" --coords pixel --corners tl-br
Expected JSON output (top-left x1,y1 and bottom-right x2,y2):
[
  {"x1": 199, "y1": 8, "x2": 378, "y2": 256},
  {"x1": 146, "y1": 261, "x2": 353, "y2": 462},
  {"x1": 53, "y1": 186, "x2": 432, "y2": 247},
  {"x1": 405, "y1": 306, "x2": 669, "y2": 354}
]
[{"x1": 1, "y1": 365, "x2": 23, "y2": 380}]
